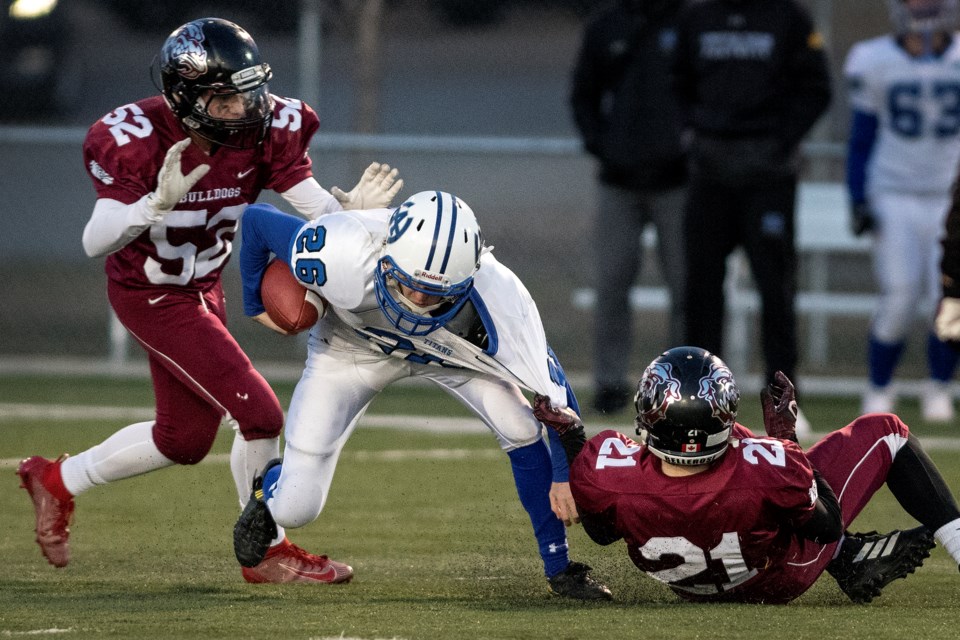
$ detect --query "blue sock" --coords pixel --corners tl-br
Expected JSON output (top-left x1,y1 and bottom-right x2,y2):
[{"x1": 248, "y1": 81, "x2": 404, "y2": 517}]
[
  {"x1": 508, "y1": 440, "x2": 569, "y2": 578},
  {"x1": 868, "y1": 336, "x2": 905, "y2": 387},
  {"x1": 928, "y1": 332, "x2": 960, "y2": 382}
]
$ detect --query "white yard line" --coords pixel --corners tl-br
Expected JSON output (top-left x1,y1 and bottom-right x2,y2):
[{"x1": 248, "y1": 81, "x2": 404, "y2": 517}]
[{"x1": 3, "y1": 401, "x2": 960, "y2": 472}]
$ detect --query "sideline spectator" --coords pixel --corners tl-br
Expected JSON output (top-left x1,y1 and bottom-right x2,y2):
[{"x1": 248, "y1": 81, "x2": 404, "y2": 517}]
[
  {"x1": 672, "y1": 0, "x2": 831, "y2": 436},
  {"x1": 570, "y1": 0, "x2": 689, "y2": 414}
]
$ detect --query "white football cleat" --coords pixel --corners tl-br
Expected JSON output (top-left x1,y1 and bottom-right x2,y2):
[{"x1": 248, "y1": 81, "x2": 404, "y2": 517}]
[
  {"x1": 921, "y1": 381, "x2": 954, "y2": 423},
  {"x1": 862, "y1": 385, "x2": 895, "y2": 415}
]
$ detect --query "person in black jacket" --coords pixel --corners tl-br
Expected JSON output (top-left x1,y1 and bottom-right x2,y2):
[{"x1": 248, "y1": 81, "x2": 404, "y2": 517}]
[
  {"x1": 672, "y1": 0, "x2": 831, "y2": 420},
  {"x1": 570, "y1": 0, "x2": 689, "y2": 414}
]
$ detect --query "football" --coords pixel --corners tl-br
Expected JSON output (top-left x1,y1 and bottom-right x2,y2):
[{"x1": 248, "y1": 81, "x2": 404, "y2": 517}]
[{"x1": 261, "y1": 258, "x2": 325, "y2": 334}]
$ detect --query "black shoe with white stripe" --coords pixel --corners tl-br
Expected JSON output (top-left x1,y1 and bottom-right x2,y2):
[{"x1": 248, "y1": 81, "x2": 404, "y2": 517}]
[
  {"x1": 547, "y1": 561, "x2": 613, "y2": 601},
  {"x1": 826, "y1": 526, "x2": 935, "y2": 604}
]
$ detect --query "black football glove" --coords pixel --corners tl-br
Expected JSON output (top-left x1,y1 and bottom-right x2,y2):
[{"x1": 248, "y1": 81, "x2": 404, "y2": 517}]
[
  {"x1": 850, "y1": 202, "x2": 876, "y2": 237},
  {"x1": 760, "y1": 371, "x2": 800, "y2": 442},
  {"x1": 532, "y1": 393, "x2": 583, "y2": 436}
]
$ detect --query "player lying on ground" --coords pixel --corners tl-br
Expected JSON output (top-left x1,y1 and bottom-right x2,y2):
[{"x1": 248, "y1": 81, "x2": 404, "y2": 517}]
[
  {"x1": 17, "y1": 17, "x2": 401, "y2": 584},
  {"x1": 231, "y1": 191, "x2": 612, "y2": 599},
  {"x1": 534, "y1": 346, "x2": 960, "y2": 604}
]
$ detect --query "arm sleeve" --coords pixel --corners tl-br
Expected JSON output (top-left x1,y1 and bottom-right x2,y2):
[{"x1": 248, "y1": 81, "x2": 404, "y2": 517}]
[
  {"x1": 545, "y1": 427, "x2": 571, "y2": 483},
  {"x1": 845, "y1": 109, "x2": 878, "y2": 205},
  {"x1": 794, "y1": 469, "x2": 842, "y2": 543},
  {"x1": 569, "y1": 22, "x2": 605, "y2": 156},
  {"x1": 778, "y1": 13, "x2": 832, "y2": 152},
  {"x1": 670, "y1": 11, "x2": 696, "y2": 129},
  {"x1": 279, "y1": 177, "x2": 344, "y2": 220},
  {"x1": 545, "y1": 373, "x2": 584, "y2": 483},
  {"x1": 82, "y1": 196, "x2": 162, "y2": 258},
  {"x1": 239, "y1": 204, "x2": 309, "y2": 316},
  {"x1": 550, "y1": 424, "x2": 622, "y2": 545}
]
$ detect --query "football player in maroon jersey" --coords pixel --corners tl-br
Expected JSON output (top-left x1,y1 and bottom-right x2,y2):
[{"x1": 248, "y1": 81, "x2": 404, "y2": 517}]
[
  {"x1": 17, "y1": 17, "x2": 401, "y2": 584},
  {"x1": 534, "y1": 346, "x2": 960, "y2": 604}
]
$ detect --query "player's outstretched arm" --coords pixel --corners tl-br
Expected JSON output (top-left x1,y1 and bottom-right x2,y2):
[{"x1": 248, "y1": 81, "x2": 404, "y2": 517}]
[
  {"x1": 331, "y1": 162, "x2": 404, "y2": 210},
  {"x1": 82, "y1": 139, "x2": 210, "y2": 258}
]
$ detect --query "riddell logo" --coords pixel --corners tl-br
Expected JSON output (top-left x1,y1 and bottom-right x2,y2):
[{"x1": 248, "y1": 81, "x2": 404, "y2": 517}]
[{"x1": 416, "y1": 271, "x2": 444, "y2": 282}]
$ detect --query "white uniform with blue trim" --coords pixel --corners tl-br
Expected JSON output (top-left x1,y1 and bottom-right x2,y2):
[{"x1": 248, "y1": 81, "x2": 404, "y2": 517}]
[
  {"x1": 844, "y1": 34, "x2": 960, "y2": 342},
  {"x1": 241, "y1": 205, "x2": 571, "y2": 531}
]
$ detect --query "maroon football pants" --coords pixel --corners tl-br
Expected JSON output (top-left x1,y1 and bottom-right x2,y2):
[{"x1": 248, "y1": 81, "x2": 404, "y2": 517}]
[
  {"x1": 727, "y1": 413, "x2": 910, "y2": 603},
  {"x1": 108, "y1": 279, "x2": 283, "y2": 464}
]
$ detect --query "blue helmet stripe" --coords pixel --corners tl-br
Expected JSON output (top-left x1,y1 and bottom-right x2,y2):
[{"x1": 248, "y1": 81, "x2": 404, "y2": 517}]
[
  {"x1": 424, "y1": 191, "x2": 443, "y2": 271},
  {"x1": 438, "y1": 194, "x2": 458, "y2": 274}
]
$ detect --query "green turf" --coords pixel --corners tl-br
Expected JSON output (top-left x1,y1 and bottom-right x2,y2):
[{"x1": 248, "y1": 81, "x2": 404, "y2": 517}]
[{"x1": 2, "y1": 376, "x2": 959, "y2": 639}]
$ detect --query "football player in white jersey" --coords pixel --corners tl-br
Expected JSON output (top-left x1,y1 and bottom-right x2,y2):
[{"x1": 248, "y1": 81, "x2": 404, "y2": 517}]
[
  {"x1": 231, "y1": 191, "x2": 613, "y2": 600},
  {"x1": 844, "y1": 0, "x2": 960, "y2": 420}
]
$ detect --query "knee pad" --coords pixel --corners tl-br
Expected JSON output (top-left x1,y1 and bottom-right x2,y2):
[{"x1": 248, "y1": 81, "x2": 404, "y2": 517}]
[{"x1": 152, "y1": 416, "x2": 220, "y2": 465}]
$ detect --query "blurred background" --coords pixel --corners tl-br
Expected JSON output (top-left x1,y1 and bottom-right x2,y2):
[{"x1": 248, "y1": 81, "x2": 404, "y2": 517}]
[{"x1": 0, "y1": 0, "x2": 919, "y2": 393}]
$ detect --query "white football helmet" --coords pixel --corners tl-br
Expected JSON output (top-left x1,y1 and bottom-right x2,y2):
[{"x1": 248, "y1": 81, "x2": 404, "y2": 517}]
[
  {"x1": 888, "y1": 0, "x2": 959, "y2": 34},
  {"x1": 374, "y1": 190, "x2": 484, "y2": 335}
]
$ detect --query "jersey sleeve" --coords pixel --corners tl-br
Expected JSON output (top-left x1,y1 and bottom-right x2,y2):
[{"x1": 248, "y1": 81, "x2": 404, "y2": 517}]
[
  {"x1": 761, "y1": 438, "x2": 818, "y2": 527},
  {"x1": 287, "y1": 210, "x2": 386, "y2": 310},
  {"x1": 472, "y1": 253, "x2": 570, "y2": 407},
  {"x1": 570, "y1": 430, "x2": 643, "y2": 515},
  {"x1": 843, "y1": 40, "x2": 881, "y2": 115},
  {"x1": 82, "y1": 105, "x2": 167, "y2": 204},
  {"x1": 239, "y1": 204, "x2": 310, "y2": 316},
  {"x1": 264, "y1": 96, "x2": 321, "y2": 194}
]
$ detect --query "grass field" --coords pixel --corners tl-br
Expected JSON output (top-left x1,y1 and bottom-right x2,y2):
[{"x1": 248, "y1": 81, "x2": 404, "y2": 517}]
[{"x1": 2, "y1": 375, "x2": 959, "y2": 639}]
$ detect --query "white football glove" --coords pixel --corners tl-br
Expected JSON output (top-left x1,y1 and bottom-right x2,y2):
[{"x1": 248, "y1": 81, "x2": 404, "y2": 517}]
[
  {"x1": 146, "y1": 139, "x2": 211, "y2": 213},
  {"x1": 331, "y1": 162, "x2": 403, "y2": 210},
  {"x1": 935, "y1": 297, "x2": 960, "y2": 342}
]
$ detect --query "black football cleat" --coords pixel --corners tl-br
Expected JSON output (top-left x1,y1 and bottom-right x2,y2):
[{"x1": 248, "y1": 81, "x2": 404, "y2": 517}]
[
  {"x1": 826, "y1": 526, "x2": 935, "y2": 604},
  {"x1": 547, "y1": 561, "x2": 613, "y2": 601},
  {"x1": 233, "y1": 459, "x2": 282, "y2": 568}
]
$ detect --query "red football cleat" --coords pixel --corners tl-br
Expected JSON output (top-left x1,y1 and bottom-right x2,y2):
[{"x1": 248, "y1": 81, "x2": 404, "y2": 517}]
[
  {"x1": 17, "y1": 455, "x2": 74, "y2": 568},
  {"x1": 241, "y1": 538, "x2": 354, "y2": 584}
]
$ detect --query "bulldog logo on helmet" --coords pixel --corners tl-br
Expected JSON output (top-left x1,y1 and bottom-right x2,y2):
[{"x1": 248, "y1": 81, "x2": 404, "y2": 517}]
[
  {"x1": 637, "y1": 361, "x2": 682, "y2": 425},
  {"x1": 169, "y1": 23, "x2": 208, "y2": 80},
  {"x1": 698, "y1": 361, "x2": 739, "y2": 428}
]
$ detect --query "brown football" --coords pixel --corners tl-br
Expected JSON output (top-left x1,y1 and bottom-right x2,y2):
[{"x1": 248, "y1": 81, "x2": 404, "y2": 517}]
[{"x1": 261, "y1": 258, "x2": 323, "y2": 334}]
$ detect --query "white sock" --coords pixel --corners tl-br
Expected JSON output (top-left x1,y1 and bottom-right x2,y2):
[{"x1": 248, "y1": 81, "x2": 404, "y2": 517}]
[
  {"x1": 934, "y1": 518, "x2": 960, "y2": 566},
  {"x1": 60, "y1": 421, "x2": 174, "y2": 496},
  {"x1": 229, "y1": 432, "x2": 285, "y2": 545}
]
